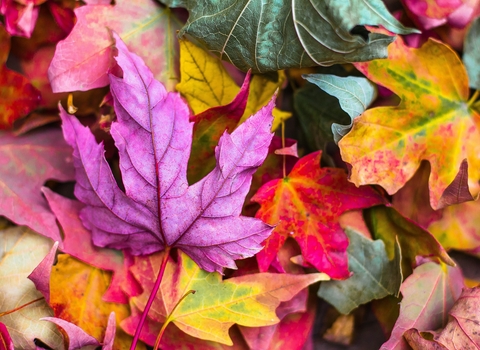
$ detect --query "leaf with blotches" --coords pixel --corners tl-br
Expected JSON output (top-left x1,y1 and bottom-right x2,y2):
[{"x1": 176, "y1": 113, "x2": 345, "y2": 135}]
[
  {"x1": 0, "y1": 226, "x2": 63, "y2": 349},
  {"x1": 302, "y1": 74, "x2": 377, "y2": 143},
  {"x1": 0, "y1": 128, "x2": 74, "y2": 240},
  {"x1": 60, "y1": 33, "x2": 275, "y2": 273},
  {"x1": 380, "y1": 262, "x2": 464, "y2": 350},
  {"x1": 252, "y1": 151, "x2": 386, "y2": 279},
  {"x1": 0, "y1": 24, "x2": 41, "y2": 129},
  {"x1": 403, "y1": 0, "x2": 478, "y2": 30},
  {"x1": 43, "y1": 187, "x2": 138, "y2": 303},
  {"x1": 176, "y1": 39, "x2": 290, "y2": 131},
  {"x1": 49, "y1": 254, "x2": 139, "y2": 349},
  {"x1": 125, "y1": 250, "x2": 328, "y2": 345},
  {"x1": 340, "y1": 37, "x2": 480, "y2": 210},
  {"x1": 48, "y1": 0, "x2": 181, "y2": 92},
  {"x1": 166, "y1": 0, "x2": 416, "y2": 73},
  {"x1": 318, "y1": 228, "x2": 402, "y2": 314},
  {"x1": 404, "y1": 286, "x2": 480, "y2": 349},
  {"x1": 365, "y1": 206, "x2": 454, "y2": 276}
]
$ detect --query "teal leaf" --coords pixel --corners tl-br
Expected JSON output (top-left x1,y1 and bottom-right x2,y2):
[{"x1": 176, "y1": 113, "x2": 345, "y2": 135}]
[
  {"x1": 303, "y1": 74, "x2": 377, "y2": 143},
  {"x1": 165, "y1": 0, "x2": 418, "y2": 73},
  {"x1": 318, "y1": 228, "x2": 402, "y2": 315},
  {"x1": 463, "y1": 16, "x2": 480, "y2": 90}
]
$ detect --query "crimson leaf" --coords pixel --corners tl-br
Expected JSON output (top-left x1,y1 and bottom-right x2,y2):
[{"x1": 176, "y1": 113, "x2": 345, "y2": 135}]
[{"x1": 59, "y1": 33, "x2": 275, "y2": 273}]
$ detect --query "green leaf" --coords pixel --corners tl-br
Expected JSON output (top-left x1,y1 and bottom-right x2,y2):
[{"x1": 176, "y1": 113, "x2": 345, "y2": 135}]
[
  {"x1": 463, "y1": 16, "x2": 480, "y2": 90},
  {"x1": 167, "y1": 0, "x2": 418, "y2": 73},
  {"x1": 318, "y1": 228, "x2": 402, "y2": 314},
  {"x1": 364, "y1": 206, "x2": 454, "y2": 276},
  {"x1": 303, "y1": 74, "x2": 377, "y2": 143}
]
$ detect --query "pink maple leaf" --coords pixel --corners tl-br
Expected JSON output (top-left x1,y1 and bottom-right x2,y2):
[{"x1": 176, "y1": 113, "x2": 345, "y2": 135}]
[{"x1": 59, "y1": 33, "x2": 275, "y2": 273}]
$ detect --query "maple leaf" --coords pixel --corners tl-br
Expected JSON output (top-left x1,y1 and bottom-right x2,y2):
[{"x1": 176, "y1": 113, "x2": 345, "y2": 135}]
[
  {"x1": 252, "y1": 151, "x2": 386, "y2": 279},
  {"x1": 48, "y1": 0, "x2": 181, "y2": 92},
  {"x1": 339, "y1": 37, "x2": 480, "y2": 210},
  {"x1": 381, "y1": 261, "x2": 464, "y2": 350},
  {"x1": 404, "y1": 286, "x2": 480, "y2": 349},
  {"x1": 0, "y1": 24, "x2": 41, "y2": 129},
  {"x1": 60, "y1": 33, "x2": 275, "y2": 273},
  {"x1": 123, "y1": 250, "x2": 328, "y2": 345}
]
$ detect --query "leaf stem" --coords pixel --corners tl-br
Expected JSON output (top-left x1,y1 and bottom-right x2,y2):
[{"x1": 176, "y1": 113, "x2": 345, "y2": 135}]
[
  {"x1": 281, "y1": 121, "x2": 286, "y2": 178},
  {"x1": 153, "y1": 290, "x2": 196, "y2": 350},
  {"x1": 468, "y1": 90, "x2": 480, "y2": 107},
  {"x1": 130, "y1": 246, "x2": 171, "y2": 350},
  {"x1": 0, "y1": 297, "x2": 44, "y2": 318}
]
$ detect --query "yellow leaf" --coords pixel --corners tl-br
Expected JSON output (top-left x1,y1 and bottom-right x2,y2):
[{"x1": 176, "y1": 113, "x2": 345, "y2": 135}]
[{"x1": 177, "y1": 39, "x2": 290, "y2": 130}]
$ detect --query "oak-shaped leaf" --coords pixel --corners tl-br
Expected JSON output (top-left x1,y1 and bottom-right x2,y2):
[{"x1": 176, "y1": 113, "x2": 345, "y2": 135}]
[
  {"x1": 252, "y1": 151, "x2": 386, "y2": 279},
  {"x1": 339, "y1": 37, "x2": 480, "y2": 210},
  {"x1": 318, "y1": 228, "x2": 402, "y2": 314},
  {"x1": 60, "y1": 33, "x2": 275, "y2": 273},
  {"x1": 404, "y1": 286, "x2": 480, "y2": 349},
  {"x1": 163, "y1": 0, "x2": 416, "y2": 73},
  {"x1": 124, "y1": 250, "x2": 328, "y2": 345},
  {"x1": 380, "y1": 261, "x2": 464, "y2": 350}
]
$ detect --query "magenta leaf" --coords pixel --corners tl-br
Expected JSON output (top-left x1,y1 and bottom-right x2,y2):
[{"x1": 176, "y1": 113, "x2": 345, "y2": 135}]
[
  {"x1": 27, "y1": 241, "x2": 58, "y2": 304},
  {"x1": 0, "y1": 322, "x2": 14, "y2": 350},
  {"x1": 41, "y1": 317, "x2": 100, "y2": 350},
  {"x1": 102, "y1": 312, "x2": 116, "y2": 350},
  {"x1": 59, "y1": 32, "x2": 275, "y2": 273}
]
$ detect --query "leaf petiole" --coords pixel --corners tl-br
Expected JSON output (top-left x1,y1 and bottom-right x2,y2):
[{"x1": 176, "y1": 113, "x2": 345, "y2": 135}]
[
  {"x1": 154, "y1": 289, "x2": 196, "y2": 350},
  {"x1": 468, "y1": 90, "x2": 480, "y2": 107},
  {"x1": 0, "y1": 297, "x2": 44, "y2": 318},
  {"x1": 130, "y1": 246, "x2": 171, "y2": 350}
]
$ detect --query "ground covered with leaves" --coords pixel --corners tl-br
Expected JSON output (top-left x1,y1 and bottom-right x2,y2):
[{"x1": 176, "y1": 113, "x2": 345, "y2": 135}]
[{"x1": 2, "y1": 0, "x2": 480, "y2": 349}]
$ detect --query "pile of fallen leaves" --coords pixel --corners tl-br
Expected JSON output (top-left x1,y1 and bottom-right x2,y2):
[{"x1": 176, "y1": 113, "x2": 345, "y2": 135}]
[{"x1": 2, "y1": 0, "x2": 480, "y2": 349}]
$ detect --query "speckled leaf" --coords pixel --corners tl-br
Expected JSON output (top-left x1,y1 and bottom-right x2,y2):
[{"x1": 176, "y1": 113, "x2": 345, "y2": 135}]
[
  {"x1": 318, "y1": 228, "x2": 402, "y2": 314},
  {"x1": 252, "y1": 151, "x2": 386, "y2": 279},
  {"x1": 404, "y1": 286, "x2": 480, "y2": 349},
  {"x1": 339, "y1": 37, "x2": 480, "y2": 210},
  {"x1": 126, "y1": 250, "x2": 328, "y2": 345},
  {"x1": 176, "y1": 39, "x2": 290, "y2": 131},
  {"x1": 48, "y1": 0, "x2": 181, "y2": 92},
  {"x1": 365, "y1": 206, "x2": 454, "y2": 276},
  {"x1": 463, "y1": 16, "x2": 480, "y2": 90},
  {"x1": 381, "y1": 262, "x2": 464, "y2": 350},
  {"x1": 60, "y1": 34, "x2": 275, "y2": 273},
  {"x1": 0, "y1": 227, "x2": 63, "y2": 349},
  {"x1": 168, "y1": 0, "x2": 416, "y2": 73},
  {"x1": 0, "y1": 128, "x2": 74, "y2": 240},
  {"x1": 303, "y1": 74, "x2": 377, "y2": 143}
]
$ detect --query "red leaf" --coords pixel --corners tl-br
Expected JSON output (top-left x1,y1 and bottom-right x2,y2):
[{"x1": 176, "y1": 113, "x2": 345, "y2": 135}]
[
  {"x1": 252, "y1": 151, "x2": 386, "y2": 278},
  {"x1": 0, "y1": 323, "x2": 13, "y2": 350}
]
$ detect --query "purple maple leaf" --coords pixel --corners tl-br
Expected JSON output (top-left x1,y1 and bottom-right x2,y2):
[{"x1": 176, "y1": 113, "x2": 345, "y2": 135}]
[{"x1": 59, "y1": 33, "x2": 275, "y2": 273}]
